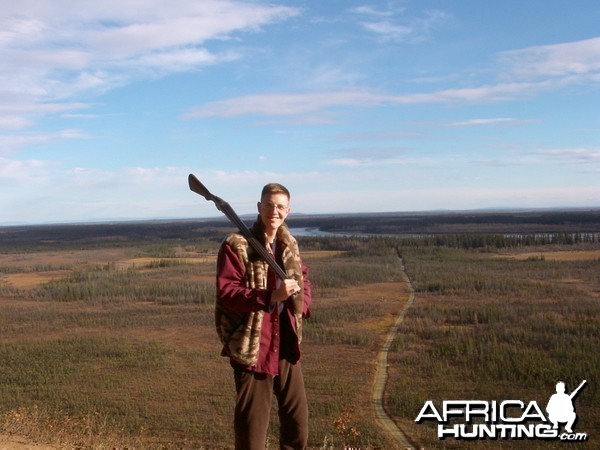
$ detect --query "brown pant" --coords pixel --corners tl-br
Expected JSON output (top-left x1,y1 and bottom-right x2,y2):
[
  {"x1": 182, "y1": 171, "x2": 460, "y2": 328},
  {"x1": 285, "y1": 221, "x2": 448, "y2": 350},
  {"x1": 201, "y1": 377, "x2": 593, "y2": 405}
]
[{"x1": 233, "y1": 360, "x2": 308, "y2": 450}]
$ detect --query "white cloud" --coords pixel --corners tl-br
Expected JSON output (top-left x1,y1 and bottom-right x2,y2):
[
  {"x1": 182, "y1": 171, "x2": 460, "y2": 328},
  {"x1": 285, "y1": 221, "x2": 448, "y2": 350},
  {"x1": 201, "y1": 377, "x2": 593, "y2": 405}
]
[
  {"x1": 361, "y1": 21, "x2": 412, "y2": 41},
  {"x1": 184, "y1": 91, "x2": 387, "y2": 119},
  {"x1": 131, "y1": 48, "x2": 230, "y2": 72},
  {"x1": 500, "y1": 37, "x2": 600, "y2": 80},
  {"x1": 297, "y1": 186, "x2": 600, "y2": 214},
  {"x1": 530, "y1": 148, "x2": 600, "y2": 165},
  {"x1": 0, "y1": 164, "x2": 196, "y2": 224},
  {"x1": 3, "y1": 1, "x2": 298, "y2": 53},
  {"x1": 327, "y1": 147, "x2": 411, "y2": 167},
  {"x1": 350, "y1": 6, "x2": 396, "y2": 17},
  {"x1": 450, "y1": 118, "x2": 516, "y2": 127},
  {"x1": 0, "y1": 116, "x2": 32, "y2": 130},
  {"x1": 336, "y1": 130, "x2": 419, "y2": 141},
  {"x1": 183, "y1": 81, "x2": 545, "y2": 119},
  {"x1": 327, "y1": 155, "x2": 432, "y2": 168},
  {"x1": 0, "y1": 100, "x2": 89, "y2": 131},
  {"x1": 2, "y1": 159, "x2": 598, "y2": 224},
  {"x1": 0, "y1": 157, "x2": 54, "y2": 183},
  {"x1": 183, "y1": 34, "x2": 600, "y2": 121},
  {"x1": 352, "y1": 6, "x2": 450, "y2": 43},
  {"x1": 0, "y1": 0, "x2": 299, "y2": 128},
  {"x1": 0, "y1": 129, "x2": 89, "y2": 155}
]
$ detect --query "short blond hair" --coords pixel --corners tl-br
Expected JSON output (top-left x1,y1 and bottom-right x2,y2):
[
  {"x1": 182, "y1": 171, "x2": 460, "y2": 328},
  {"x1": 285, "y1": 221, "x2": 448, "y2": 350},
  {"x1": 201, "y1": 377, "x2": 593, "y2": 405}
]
[{"x1": 261, "y1": 183, "x2": 290, "y2": 200}]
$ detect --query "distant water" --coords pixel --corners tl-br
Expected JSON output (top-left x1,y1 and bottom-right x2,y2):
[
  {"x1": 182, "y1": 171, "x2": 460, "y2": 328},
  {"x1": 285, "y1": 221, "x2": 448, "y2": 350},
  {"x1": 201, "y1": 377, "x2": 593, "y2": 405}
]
[{"x1": 289, "y1": 227, "x2": 360, "y2": 237}]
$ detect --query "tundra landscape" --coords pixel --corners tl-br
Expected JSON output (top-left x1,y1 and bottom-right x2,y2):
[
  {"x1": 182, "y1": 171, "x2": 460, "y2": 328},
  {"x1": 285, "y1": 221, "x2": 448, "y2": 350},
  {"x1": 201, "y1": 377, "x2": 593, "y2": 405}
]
[{"x1": 0, "y1": 210, "x2": 599, "y2": 449}]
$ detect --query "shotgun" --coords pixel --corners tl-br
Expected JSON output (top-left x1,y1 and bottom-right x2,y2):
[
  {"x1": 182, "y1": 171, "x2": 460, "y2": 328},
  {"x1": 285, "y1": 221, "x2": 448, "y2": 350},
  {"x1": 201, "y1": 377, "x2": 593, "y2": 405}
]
[
  {"x1": 569, "y1": 380, "x2": 587, "y2": 400},
  {"x1": 188, "y1": 173, "x2": 289, "y2": 280}
]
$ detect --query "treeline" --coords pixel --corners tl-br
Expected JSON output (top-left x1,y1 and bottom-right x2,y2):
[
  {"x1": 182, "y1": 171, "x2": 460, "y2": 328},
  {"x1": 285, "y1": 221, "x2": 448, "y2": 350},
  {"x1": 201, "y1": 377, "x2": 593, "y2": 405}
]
[
  {"x1": 398, "y1": 231, "x2": 599, "y2": 249},
  {"x1": 302, "y1": 209, "x2": 600, "y2": 235},
  {"x1": 34, "y1": 264, "x2": 215, "y2": 305},
  {"x1": 300, "y1": 231, "x2": 599, "y2": 252}
]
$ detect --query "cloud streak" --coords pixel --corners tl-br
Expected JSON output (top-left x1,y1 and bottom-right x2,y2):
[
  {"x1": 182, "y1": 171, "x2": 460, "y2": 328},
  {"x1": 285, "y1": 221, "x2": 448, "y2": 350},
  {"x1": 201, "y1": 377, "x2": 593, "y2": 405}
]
[
  {"x1": 351, "y1": 5, "x2": 451, "y2": 43},
  {"x1": 0, "y1": 0, "x2": 299, "y2": 128},
  {"x1": 0, "y1": 129, "x2": 89, "y2": 155},
  {"x1": 450, "y1": 118, "x2": 516, "y2": 127},
  {"x1": 499, "y1": 36, "x2": 600, "y2": 80},
  {"x1": 182, "y1": 82, "x2": 542, "y2": 119},
  {"x1": 327, "y1": 147, "x2": 411, "y2": 167},
  {"x1": 184, "y1": 36, "x2": 600, "y2": 120},
  {"x1": 531, "y1": 147, "x2": 600, "y2": 166}
]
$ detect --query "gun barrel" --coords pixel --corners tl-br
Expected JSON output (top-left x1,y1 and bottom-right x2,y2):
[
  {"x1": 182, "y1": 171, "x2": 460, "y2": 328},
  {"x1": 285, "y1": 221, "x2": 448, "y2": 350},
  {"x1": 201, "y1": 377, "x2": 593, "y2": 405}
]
[{"x1": 569, "y1": 380, "x2": 587, "y2": 399}]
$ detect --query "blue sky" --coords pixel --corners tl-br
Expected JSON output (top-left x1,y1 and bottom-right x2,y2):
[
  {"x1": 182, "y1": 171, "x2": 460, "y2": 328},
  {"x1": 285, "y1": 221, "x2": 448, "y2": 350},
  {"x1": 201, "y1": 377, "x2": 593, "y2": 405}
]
[{"x1": 1, "y1": 1, "x2": 599, "y2": 225}]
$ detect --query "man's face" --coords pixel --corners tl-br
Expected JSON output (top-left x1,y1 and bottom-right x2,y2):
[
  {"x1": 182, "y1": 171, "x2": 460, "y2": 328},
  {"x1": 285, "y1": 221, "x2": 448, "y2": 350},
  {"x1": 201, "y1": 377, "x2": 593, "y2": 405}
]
[{"x1": 258, "y1": 192, "x2": 290, "y2": 235}]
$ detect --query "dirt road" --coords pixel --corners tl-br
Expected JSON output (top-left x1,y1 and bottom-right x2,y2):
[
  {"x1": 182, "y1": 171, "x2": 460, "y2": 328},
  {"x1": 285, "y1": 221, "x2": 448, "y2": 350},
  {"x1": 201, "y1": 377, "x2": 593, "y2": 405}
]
[{"x1": 371, "y1": 254, "x2": 416, "y2": 450}]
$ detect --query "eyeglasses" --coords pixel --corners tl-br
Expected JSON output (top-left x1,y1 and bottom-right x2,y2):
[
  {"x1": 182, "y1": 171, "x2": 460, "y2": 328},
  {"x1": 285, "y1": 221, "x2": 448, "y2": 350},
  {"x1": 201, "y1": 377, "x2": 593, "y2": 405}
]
[{"x1": 261, "y1": 202, "x2": 289, "y2": 212}]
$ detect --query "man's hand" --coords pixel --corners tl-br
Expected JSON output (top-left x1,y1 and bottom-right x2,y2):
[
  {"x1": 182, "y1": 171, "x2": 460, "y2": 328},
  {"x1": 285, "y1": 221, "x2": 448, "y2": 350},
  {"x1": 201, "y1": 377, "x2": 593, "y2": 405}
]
[{"x1": 272, "y1": 279, "x2": 300, "y2": 303}]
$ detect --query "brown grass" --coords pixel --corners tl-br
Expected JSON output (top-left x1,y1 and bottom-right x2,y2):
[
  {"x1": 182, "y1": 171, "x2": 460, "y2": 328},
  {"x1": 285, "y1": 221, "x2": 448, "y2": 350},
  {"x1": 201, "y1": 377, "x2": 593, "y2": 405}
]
[
  {"x1": 302, "y1": 250, "x2": 345, "y2": 259},
  {"x1": 386, "y1": 243, "x2": 600, "y2": 449},
  {"x1": 7, "y1": 236, "x2": 595, "y2": 448},
  {"x1": 2, "y1": 271, "x2": 71, "y2": 289},
  {"x1": 0, "y1": 243, "x2": 407, "y2": 449},
  {"x1": 0, "y1": 248, "x2": 135, "y2": 268},
  {"x1": 493, "y1": 249, "x2": 600, "y2": 261},
  {"x1": 114, "y1": 256, "x2": 216, "y2": 268}
]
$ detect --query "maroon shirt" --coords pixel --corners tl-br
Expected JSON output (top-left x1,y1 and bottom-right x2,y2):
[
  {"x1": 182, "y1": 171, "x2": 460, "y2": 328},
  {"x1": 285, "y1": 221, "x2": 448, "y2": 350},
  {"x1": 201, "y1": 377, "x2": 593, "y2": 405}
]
[{"x1": 216, "y1": 241, "x2": 311, "y2": 376}]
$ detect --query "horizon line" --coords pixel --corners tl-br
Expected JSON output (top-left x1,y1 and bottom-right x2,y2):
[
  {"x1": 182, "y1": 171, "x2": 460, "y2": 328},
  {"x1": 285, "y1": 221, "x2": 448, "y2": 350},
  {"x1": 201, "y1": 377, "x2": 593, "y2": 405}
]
[{"x1": 2, "y1": 205, "x2": 600, "y2": 228}]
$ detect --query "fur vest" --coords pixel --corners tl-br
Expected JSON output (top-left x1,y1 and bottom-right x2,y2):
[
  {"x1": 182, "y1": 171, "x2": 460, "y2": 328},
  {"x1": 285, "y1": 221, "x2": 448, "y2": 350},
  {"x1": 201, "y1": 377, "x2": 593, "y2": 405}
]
[{"x1": 215, "y1": 222, "x2": 305, "y2": 367}]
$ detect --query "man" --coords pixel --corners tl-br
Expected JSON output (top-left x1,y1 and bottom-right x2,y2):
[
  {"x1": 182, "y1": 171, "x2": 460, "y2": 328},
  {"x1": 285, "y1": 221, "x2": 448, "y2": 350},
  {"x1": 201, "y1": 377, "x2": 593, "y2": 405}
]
[
  {"x1": 216, "y1": 182, "x2": 312, "y2": 450},
  {"x1": 546, "y1": 382, "x2": 577, "y2": 433}
]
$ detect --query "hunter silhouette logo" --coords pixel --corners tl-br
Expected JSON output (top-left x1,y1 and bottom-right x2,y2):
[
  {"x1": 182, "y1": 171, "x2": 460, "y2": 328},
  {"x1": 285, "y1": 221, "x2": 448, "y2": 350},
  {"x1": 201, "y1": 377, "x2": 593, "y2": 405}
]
[
  {"x1": 546, "y1": 380, "x2": 586, "y2": 434},
  {"x1": 415, "y1": 379, "x2": 589, "y2": 442}
]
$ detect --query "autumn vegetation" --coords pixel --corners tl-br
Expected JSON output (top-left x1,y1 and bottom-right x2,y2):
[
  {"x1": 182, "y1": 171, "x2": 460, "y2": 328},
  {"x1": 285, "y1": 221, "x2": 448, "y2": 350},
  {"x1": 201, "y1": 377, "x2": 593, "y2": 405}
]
[{"x1": 0, "y1": 210, "x2": 598, "y2": 448}]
